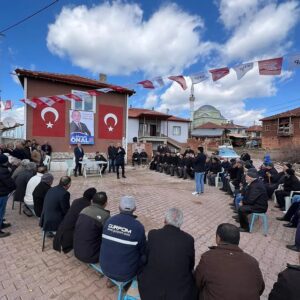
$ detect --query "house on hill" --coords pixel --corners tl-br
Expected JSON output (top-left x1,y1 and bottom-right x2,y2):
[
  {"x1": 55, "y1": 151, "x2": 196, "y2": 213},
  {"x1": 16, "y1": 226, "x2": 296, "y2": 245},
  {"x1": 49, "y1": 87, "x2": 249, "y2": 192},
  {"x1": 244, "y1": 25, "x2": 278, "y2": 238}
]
[{"x1": 261, "y1": 107, "x2": 300, "y2": 149}]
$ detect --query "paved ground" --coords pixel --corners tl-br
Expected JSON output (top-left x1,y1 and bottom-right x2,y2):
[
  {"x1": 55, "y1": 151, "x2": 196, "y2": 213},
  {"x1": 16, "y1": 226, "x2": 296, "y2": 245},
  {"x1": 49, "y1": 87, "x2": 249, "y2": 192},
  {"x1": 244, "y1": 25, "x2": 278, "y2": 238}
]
[{"x1": 0, "y1": 166, "x2": 298, "y2": 299}]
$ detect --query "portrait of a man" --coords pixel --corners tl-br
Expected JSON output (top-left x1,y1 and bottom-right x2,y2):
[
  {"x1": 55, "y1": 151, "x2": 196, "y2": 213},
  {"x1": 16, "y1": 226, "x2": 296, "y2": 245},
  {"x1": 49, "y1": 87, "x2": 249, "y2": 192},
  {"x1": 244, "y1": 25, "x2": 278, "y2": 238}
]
[{"x1": 70, "y1": 110, "x2": 91, "y2": 136}]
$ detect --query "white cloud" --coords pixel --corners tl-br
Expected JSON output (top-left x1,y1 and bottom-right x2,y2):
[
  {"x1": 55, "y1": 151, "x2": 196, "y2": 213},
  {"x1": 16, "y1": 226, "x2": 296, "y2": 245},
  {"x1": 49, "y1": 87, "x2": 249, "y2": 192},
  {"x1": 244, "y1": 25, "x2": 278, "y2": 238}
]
[
  {"x1": 144, "y1": 93, "x2": 159, "y2": 109},
  {"x1": 1, "y1": 106, "x2": 24, "y2": 124},
  {"x1": 47, "y1": 2, "x2": 213, "y2": 76},
  {"x1": 218, "y1": 1, "x2": 300, "y2": 62}
]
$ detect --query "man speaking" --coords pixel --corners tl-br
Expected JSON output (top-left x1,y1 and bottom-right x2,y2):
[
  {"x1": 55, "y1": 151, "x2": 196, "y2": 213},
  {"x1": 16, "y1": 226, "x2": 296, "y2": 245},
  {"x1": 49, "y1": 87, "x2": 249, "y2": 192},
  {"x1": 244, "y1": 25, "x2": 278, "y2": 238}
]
[{"x1": 70, "y1": 110, "x2": 91, "y2": 136}]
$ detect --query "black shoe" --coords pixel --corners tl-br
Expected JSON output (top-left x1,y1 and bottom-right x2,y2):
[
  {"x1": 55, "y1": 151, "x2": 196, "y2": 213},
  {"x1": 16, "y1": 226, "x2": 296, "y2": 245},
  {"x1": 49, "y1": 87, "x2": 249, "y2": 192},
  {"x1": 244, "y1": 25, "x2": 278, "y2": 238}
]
[
  {"x1": 0, "y1": 230, "x2": 10, "y2": 238},
  {"x1": 46, "y1": 232, "x2": 55, "y2": 238},
  {"x1": 23, "y1": 209, "x2": 33, "y2": 217},
  {"x1": 283, "y1": 223, "x2": 296, "y2": 228},
  {"x1": 229, "y1": 203, "x2": 235, "y2": 207},
  {"x1": 1, "y1": 222, "x2": 11, "y2": 229},
  {"x1": 276, "y1": 217, "x2": 287, "y2": 221},
  {"x1": 239, "y1": 227, "x2": 249, "y2": 233},
  {"x1": 286, "y1": 245, "x2": 300, "y2": 252},
  {"x1": 74, "y1": 174, "x2": 78, "y2": 177},
  {"x1": 117, "y1": 176, "x2": 120, "y2": 179},
  {"x1": 122, "y1": 175, "x2": 126, "y2": 178}
]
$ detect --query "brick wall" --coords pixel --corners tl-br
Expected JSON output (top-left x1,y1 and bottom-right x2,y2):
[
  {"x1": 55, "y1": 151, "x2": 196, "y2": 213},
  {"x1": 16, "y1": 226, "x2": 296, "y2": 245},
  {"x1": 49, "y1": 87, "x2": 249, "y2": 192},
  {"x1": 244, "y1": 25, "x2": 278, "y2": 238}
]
[{"x1": 127, "y1": 142, "x2": 153, "y2": 162}]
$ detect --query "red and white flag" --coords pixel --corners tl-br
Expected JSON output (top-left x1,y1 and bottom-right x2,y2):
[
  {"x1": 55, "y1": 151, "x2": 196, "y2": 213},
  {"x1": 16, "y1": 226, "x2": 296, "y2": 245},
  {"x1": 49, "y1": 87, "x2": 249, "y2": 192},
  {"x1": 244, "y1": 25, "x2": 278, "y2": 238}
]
[
  {"x1": 137, "y1": 80, "x2": 155, "y2": 89},
  {"x1": 4, "y1": 100, "x2": 13, "y2": 110},
  {"x1": 98, "y1": 104, "x2": 123, "y2": 139},
  {"x1": 209, "y1": 67, "x2": 230, "y2": 81},
  {"x1": 20, "y1": 98, "x2": 37, "y2": 108},
  {"x1": 258, "y1": 57, "x2": 283, "y2": 75},
  {"x1": 67, "y1": 93, "x2": 83, "y2": 101},
  {"x1": 32, "y1": 101, "x2": 66, "y2": 137},
  {"x1": 33, "y1": 97, "x2": 56, "y2": 107},
  {"x1": 168, "y1": 75, "x2": 187, "y2": 90},
  {"x1": 233, "y1": 62, "x2": 254, "y2": 80}
]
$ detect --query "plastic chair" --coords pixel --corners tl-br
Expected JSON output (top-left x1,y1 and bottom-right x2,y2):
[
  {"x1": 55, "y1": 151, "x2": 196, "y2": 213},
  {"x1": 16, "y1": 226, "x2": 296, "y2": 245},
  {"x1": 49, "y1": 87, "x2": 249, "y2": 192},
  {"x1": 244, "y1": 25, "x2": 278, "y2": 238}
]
[
  {"x1": 65, "y1": 159, "x2": 75, "y2": 176},
  {"x1": 284, "y1": 190, "x2": 300, "y2": 213},
  {"x1": 215, "y1": 168, "x2": 224, "y2": 187},
  {"x1": 89, "y1": 264, "x2": 133, "y2": 300},
  {"x1": 123, "y1": 279, "x2": 141, "y2": 300},
  {"x1": 249, "y1": 213, "x2": 268, "y2": 236},
  {"x1": 273, "y1": 184, "x2": 283, "y2": 204}
]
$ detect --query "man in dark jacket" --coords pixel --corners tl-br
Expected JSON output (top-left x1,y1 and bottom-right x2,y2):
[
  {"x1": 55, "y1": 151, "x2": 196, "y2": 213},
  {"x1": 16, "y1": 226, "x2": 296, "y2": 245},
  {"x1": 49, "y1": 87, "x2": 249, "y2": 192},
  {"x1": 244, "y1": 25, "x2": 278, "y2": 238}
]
[
  {"x1": 107, "y1": 143, "x2": 117, "y2": 173},
  {"x1": 269, "y1": 257, "x2": 300, "y2": 300},
  {"x1": 41, "y1": 141, "x2": 52, "y2": 156},
  {"x1": 100, "y1": 196, "x2": 146, "y2": 283},
  {"x1": 13, "y1": 162, "x2": 36, "y2": 209},
  {"x1": 238, "y1": 169, "x2": 268, "y2": 232},
  {"x1": 192, "y1": 146, "x2": 206, "y2": 195},
  {"x1": 195, "y1": 223, "x2": 265, "y2": 300},
  {"x1": 73, "y1": 191, "x2": 110, "y2": 263},
  {"x1": 33, "y1": 173, "x2": 54, "y2": 217},
  {"x1": 138, "y1": 208, "x2": 197, "y2": 300},
  {"x1": 0, "y1": 155, "x2": 16, "y2": 238},
  {"x1": 73, "y1": 143, "x2": 84, "y2": 177},
  {"x1": 53, "y1": 188, "x2": 96, "y2": 254},
  {"x1": 132, "y1": 149, "x2": 140, "y2": 167},
  {"x1": 39, "y1": 176, "x2": 71, "y2": 232},
  {"x1": 115, "y1": 143, "x2": 126, "y2": 179}
]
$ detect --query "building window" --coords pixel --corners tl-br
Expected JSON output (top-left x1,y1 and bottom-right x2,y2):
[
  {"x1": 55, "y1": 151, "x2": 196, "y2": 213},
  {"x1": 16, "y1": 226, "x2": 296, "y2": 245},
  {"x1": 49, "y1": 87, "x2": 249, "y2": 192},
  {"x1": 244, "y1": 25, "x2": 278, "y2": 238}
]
[
  {"x1": 71, "y1": 90, "x2": 96, "y2": 112},
  {"x1": 265, "y1": 125, "x2": 270, "y2": 131},
  {"x1": 173, "y1": 126, "x2": 181, "y2": 136}
]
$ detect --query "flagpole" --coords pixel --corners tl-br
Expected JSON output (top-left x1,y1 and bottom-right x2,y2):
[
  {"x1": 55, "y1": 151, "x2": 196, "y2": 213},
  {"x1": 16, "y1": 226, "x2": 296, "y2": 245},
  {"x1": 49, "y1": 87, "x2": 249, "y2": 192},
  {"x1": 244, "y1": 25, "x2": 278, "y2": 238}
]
[{"x1": 189, "y1": 84, "x2": 195, "y2": 137}]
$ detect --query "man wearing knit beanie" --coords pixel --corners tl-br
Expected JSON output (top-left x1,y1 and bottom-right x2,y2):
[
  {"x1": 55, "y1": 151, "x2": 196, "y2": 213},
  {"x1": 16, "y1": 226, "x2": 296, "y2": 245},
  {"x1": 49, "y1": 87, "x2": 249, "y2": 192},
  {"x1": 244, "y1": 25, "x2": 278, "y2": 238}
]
[
  {"x1": 237, "y1": 168, "x2": 268, "y2": 232},
  {"x1": 0, "y1": 154, "x2": 16, "y2": 238}
]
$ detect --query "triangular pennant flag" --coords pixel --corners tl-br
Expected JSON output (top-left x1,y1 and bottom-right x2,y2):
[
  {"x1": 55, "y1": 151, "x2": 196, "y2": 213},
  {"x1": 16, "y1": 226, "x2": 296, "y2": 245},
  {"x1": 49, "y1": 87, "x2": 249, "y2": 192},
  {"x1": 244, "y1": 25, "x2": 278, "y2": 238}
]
[
  {"x1": 287, "y1": 53, "x2": 300, "y2": 69},
  {"x1": 153, "y1": 76, "x2": 165, "y2": 87},
  {"x1": 137, "y1": 80, "x2": 155, "y2": 89},
  {"x1": 87, "y1": 90, "x2": 101, "y2": 96},
  {"x1": 233, "y1": 62, "x2": 254, "y2": 80},
  {"x1": 49, "y1": 95, "x2": 65, "y2": 103},
  {"x1": 209, "y1": 67, "x2": 230, "y2": 81},
  {"x1": 4, "y1": 100, "x2": 13, "y2": 110},
  {"x1": 258, "y1": 57, "x2": 283, "y2": 75},
  {"x1": 189, "y1": 72, "x2": 209, "y2": 84},
  {"x1": 20, "y1": 98, "x2": 37, "y2": 108},
  {"x1": 95, "y1": 88, "x2": 114, "y2": 93},
  {"x1": 168, "y1": 75, "x2": 187, "y2": 90},
  {"x1": 35, "y1": 97, "x2": 56, "y2": 107},
  {"x1": 67, "y1": 93, "x2": 83, "y2": 101}
]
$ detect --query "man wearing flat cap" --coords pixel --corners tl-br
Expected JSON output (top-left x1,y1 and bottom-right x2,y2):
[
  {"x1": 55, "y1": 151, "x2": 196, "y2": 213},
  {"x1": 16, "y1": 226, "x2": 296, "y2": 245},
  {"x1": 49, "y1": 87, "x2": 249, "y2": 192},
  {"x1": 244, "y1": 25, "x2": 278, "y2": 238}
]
[
  {"x1": 100, "y1": 196, "x2": 146, "y2": 284},
  {"x1": 238, "y1": 168, "x2": 268, "y2": 232}
]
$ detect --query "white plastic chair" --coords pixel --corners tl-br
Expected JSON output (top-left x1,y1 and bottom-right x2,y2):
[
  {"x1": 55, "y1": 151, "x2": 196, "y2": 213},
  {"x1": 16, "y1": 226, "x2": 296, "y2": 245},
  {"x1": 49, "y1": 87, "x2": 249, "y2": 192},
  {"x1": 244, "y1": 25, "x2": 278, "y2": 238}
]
[
  {"x1": 284, "y1": 190, "x2": 300, "y2": 213},
  {"x1": 215, "y1": 168, "x2": 224, "y2": 188},
  {"x1": 273, "y1": 184, "x2": 284, "y2": 204},
  {"x1": 83, "y1": 159, "x2": 99, "y2": 178},
  {"x1": 65, "y1": 158, "x2": 75, "y2": 176}
]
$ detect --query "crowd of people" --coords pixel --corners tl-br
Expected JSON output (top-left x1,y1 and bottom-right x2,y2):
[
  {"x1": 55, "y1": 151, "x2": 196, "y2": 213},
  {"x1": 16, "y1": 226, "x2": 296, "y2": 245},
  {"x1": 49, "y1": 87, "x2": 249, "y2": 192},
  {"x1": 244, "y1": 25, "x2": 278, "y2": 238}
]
[{"x1": 1, "y1": 140, "x2": 300, "y2": 299}]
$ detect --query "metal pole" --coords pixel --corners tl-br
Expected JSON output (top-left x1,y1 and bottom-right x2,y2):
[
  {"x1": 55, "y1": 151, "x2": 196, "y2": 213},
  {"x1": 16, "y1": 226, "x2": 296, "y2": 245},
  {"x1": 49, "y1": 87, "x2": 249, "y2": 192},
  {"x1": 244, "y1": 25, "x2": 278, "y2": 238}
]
[{"x1": 189, "y1": 84, "x2": 195, "y2": 137}]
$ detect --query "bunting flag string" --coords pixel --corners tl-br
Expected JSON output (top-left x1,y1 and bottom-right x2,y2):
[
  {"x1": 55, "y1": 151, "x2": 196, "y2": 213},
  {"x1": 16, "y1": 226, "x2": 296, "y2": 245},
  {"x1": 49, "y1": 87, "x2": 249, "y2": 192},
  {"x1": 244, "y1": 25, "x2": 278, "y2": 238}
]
[{"x1": 6, "y1": 52, "x2": 300, "y2": 109}]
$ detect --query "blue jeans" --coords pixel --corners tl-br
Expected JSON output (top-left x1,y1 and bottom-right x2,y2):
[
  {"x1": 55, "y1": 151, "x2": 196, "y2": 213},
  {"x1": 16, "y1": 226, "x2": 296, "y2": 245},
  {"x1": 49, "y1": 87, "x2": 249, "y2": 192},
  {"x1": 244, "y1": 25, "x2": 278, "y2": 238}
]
[
  {"x1": 195, "y1": 172, "x2": 205, "y2": 193},
  {"x1": 235, "y1": 194, "x2": 244, "y2": 210},
  {"x1": 108, "y1": 159, "x2": 115, "y2": 172},
  {"x1": 292, "y1": 195, "x2": 300, "y2": 204},
  {"x1": 0, "y1": 195, "x2": 9, "y2": 226}
]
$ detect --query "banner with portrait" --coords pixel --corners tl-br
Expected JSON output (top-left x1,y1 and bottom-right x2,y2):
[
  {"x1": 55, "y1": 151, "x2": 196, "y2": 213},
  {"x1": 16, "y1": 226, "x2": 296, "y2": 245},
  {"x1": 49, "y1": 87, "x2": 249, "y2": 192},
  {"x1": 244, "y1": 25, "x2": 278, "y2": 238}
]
[{"x1": 69, "y1": 110, "x2": 94, "y2": 144}]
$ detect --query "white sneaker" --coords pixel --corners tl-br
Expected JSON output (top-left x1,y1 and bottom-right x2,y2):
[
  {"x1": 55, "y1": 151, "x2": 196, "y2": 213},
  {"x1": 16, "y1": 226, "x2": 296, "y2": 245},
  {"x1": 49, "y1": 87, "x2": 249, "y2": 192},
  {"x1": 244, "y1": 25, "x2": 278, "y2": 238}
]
[{"x1": 192, "y1": 191, "x2": 199, "y2": 195}]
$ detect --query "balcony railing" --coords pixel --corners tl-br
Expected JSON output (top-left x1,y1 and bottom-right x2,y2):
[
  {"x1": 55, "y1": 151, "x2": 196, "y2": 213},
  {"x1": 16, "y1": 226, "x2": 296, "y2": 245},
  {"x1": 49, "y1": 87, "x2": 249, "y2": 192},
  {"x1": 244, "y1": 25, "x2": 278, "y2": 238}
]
[{"x1": 277, "y1": 124, "x2": 294, "y2": 136}]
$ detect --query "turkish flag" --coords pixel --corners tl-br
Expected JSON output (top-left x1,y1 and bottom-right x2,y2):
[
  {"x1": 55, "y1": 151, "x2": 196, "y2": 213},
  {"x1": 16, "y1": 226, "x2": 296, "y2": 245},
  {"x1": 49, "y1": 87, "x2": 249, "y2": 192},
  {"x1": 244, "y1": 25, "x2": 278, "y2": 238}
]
[
  {"x1": 98, "y1": 104, "x2": 123, "y2": 139},
  {"x1": 32, "y1": 102, "x2": 66, "y2": 137}
]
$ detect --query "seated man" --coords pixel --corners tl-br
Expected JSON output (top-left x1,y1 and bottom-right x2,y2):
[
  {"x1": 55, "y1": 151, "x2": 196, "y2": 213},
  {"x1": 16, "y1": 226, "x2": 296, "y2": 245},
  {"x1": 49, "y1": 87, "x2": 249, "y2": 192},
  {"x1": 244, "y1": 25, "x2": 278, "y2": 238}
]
[
  {"x1": 94, "y1": 152, "x2": 107, "y2": 174},
  {"x1": 33, "y1": 173, "x2": 54, "y2": 218},
  {"x1": 269, "y1": 254, "x2": 300, "y2": 299},
  {"x1": 100, "y1": 196, "x2": 146, "y2": 283},
  {"x1": 39, "y1": 176, "x2": 71, "y2": 233},
  {"x1": 286, "y1": 210, "x2": 300, "y2": 253},
  {"x1": 207, "y1": 157, "x2": 222, "y2": 186},
  {"x1": 237, "y1": 168, "x2": 268, "y2": 232},
  {"x1": 195, "y1": 223, "x2": 265, "y2": 299},
  {"x1": 23, "y1": 166, "x2": 47, "y2": 216},
  {"x1": 139, "y1": 149, "x2": 148, "y2": 165},
  {"x1": 138, "y1": 208, "x2": 197, "y2": 300},
  {"x1": 73, "y1": 192, "x2": 110, "y2": 263},
  {"x1": 277, "y1": 197, "x2": 300, "y2": 228},
  {"x1": 53, "y1": 188, "x2": 96, "y2": 254},
  {"x1": 132, "y1": 149, "x2": 140, "y2": 167}
]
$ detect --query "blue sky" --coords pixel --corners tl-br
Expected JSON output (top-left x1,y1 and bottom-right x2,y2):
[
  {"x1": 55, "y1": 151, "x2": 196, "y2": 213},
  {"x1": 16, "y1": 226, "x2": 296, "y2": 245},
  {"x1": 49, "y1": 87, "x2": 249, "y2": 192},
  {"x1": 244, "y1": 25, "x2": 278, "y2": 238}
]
[{"x1": 1, "y1": 0, "x2": 300, "y2": 125}]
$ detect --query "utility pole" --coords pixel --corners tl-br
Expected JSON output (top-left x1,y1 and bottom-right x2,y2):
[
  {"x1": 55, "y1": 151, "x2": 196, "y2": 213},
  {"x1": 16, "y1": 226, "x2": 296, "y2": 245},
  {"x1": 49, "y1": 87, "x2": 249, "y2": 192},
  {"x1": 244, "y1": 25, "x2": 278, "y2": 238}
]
[{"x1": 189, "y1": 84, "x2": 195, "y2": 136}]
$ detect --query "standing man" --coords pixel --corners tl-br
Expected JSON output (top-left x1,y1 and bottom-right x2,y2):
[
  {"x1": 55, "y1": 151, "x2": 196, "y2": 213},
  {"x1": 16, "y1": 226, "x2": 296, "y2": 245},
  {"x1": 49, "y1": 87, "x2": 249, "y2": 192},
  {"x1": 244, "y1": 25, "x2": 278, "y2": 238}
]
[
  {"x1": 0, "y1": 154, "x2": 16, "y2": 238},
  {"x1": 41, "y1": 141, "x2": 52, "y2": 156},
  {"x1": 115, "y1": 142, "x2": 126, "y2": 179},
  {"x1": 192, "y1": 146, "x2": 206, "y2": 196},
  {"x1": 74, "y1": 143, "x2": 84, "y2": 177},
  {"x1": 107, "y1": 143, "x2": 117, "y2": 173}
]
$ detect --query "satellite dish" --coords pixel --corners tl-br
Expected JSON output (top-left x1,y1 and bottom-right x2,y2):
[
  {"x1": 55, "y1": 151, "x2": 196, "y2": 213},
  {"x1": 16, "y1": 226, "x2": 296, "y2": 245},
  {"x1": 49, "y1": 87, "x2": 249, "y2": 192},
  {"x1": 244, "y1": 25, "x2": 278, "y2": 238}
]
[{"x1": 2, "y1": 117, "x2": 16, "y2": 128}]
